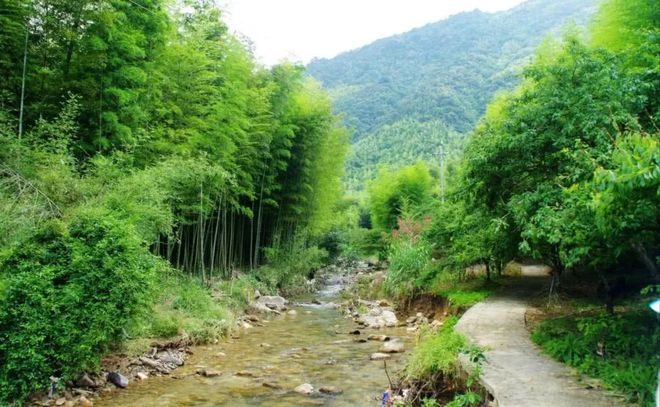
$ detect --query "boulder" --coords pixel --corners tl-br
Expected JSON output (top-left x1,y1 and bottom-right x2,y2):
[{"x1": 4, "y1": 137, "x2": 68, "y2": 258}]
[
  {"x1": 357, "y1": 309, "x2": 398, "y2": 329},
  {"x1": 136, "y1": 372, "x2": 149, "y2": 381},
  {"x1": 251, "y1": 295, "x2": 289, "y2": 313},
  {"x1": 380, "y1": 340, "x2": 405, "y2": 353},
  {"x1": 294, "y1": 383, "x2": 314, "y2": 395},
  {"x1": 75, "y1": 374, "x2": 96, "y2": 389},
  {"x1": 157, "y1": 351, "x2": 185, "y2": 367},
  {"x1": 370, "y1": 352, "x2": 391, "y2": 360},
  {"x1": 107, "y1": 372, "x2": 129, "y2": 389}
]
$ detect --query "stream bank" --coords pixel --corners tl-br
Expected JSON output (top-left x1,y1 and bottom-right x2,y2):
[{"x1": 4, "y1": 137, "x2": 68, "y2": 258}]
[{"x1": 34, "y1": 260, "x2": 433, "y2": 407}]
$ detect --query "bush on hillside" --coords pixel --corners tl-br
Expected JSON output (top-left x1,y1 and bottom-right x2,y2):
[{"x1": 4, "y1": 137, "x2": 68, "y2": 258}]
[{"x1": 0, "y1": 209, "x2": 161, "y2": 403}]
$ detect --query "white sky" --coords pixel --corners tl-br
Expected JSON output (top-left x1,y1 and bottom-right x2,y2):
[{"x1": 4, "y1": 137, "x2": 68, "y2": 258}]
[{"x1": 220, "y1": 0, "x2": 526, "y2": 66}]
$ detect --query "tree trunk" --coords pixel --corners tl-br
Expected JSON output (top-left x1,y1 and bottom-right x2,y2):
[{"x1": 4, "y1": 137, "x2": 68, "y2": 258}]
[{"x1": 631, "y1": 241, "x2": 660, "y2": 283}]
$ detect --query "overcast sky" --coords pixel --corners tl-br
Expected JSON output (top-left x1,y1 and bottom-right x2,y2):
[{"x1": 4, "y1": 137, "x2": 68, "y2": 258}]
[{"x1": 220, "y1": 0, "x2": 526, "y2": 66}]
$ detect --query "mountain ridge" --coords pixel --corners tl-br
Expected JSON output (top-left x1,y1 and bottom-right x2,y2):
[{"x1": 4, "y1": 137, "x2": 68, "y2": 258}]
[{"x1": 307, "y1": 0, "x2": 598, "y2": 190}]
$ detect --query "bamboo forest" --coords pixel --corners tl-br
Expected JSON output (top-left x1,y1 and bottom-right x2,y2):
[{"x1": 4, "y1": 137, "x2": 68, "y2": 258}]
[{"x1": 0, "y1": 0, "x2": 657, "y2": 406}]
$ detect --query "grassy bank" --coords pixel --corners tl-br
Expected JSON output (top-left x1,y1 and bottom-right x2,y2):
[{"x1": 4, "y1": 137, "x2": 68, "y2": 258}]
[
  {"x1": 122, "y1": 272, "x2": 268, "y2": 356},
  {"x1": 402, "y1": 317, "x2": 487, "y2": 407}
]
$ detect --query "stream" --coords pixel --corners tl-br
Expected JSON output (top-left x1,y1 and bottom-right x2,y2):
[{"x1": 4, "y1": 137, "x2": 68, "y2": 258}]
[{"x1": 95, "y1": 271, "x2": 413, "y2": 406}]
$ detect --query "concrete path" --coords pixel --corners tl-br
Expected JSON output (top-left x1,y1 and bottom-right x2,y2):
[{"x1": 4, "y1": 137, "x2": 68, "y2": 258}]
[{"x1": 455, "y1": 266, "x2": 626, "y2": 407}]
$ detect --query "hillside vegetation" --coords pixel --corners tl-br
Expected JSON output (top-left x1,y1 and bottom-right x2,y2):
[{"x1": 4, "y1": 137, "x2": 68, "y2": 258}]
[
  {"x1": 353, "y1": 0, "x2": 658, "y2": 403},
  {"x1": 0, "y1": 1, "x2": 347, "y2": 402},
  {"x1": 308, "y1": 0, "x2": 598, "y2": 189}
]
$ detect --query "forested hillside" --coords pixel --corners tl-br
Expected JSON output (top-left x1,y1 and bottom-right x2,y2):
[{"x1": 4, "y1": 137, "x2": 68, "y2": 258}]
[
  {"x1": 0, "y1": 0, "x2": 347, "y2": 402},
  {"x1": 307, "y1": 0, "x2": 598, "y2": 190}
]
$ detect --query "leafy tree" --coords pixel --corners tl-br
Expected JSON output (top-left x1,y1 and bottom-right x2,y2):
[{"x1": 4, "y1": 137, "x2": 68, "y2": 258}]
[{"x1": 368, "y1": 162, "x2": 434, "y2": 232}]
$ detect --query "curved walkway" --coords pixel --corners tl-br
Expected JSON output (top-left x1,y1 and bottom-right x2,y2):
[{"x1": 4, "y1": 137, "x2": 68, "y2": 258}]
[{"x1": 455, "y1": 266, "x2": 626, "y2": 407}]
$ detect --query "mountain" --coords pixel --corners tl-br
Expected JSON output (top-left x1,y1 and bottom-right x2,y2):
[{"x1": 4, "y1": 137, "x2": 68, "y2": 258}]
[{"x1": 307, "y1": 0, "x2": 598, "y2": 190}]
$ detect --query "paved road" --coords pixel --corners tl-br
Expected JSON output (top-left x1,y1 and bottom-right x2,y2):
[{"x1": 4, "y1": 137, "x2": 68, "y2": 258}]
[{"x1": 455, "y1": 266, "x2": 626, "y2": 407}]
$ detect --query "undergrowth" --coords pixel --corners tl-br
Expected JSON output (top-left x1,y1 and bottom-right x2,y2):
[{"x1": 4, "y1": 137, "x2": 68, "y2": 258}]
[
  {"x1": 403, "y1": 317, "x2": 486, "y2": 406},
  {"x1": 532, "y1": 306, "x2": 659, "y2": 406}
]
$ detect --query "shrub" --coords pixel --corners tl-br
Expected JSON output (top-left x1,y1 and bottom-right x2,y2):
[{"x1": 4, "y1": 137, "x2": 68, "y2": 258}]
[
  {"x1": 0, "y1": 209, "x2": 161, "y2": 403},
  {"x1": 532, "y1": 308, "x2": 659, "y2": 405},
  {"x1": 405, "y1": 317, "x2": 466, "y2": 381},
  {"x1": 260, "y1": 232, "x2": 327, "y2": 291},
  {"x1": 386, "y1": 217, "x2": 434, "y2": 298}
]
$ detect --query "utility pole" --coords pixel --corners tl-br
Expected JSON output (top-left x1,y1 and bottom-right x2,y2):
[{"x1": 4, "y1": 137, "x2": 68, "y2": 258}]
[
  {"x1": 18, "y1": 26, "x2": 28, "y2": 141},
  {"x1": 439, "y1": 142, "x2": 445, "y2": 203}
]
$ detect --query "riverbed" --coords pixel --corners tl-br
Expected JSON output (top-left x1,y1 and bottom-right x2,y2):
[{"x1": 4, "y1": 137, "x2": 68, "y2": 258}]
[{"x1": 96, "y1": 276, "x2": 413, "y2": 406}]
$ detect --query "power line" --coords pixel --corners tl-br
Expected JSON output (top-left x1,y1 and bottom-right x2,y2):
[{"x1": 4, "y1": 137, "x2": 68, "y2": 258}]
[{"x1": 125, "y1": 0, "x2": 152, "y2": 13}]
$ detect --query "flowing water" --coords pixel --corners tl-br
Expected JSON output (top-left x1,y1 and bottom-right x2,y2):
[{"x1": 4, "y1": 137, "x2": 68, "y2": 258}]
[{"x1": 96, "y1": 278, "x2": 412, "y2": 406}]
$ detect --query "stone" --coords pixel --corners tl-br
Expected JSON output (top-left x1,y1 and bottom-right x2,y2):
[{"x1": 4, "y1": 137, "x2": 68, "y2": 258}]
[
  {"x1": 254, "y1": 289, "x2": 262, "y2": 298},
  {"x1": 287, "y1": 309, "x2": 297, "y2": 315},
  {"x1": 258, "y1": 295, "x2": 288, "y2": 310},
  {"x1": 139, "y1": 356, "x2": 160, "y2": 368},
  {"x1": 380, "y1": 340, "x2": 405, "y2": 353},
  {"x1": 216, "y1": 352, "x2": 226, "y2": 357},
  {"x1": 136, "y1": 372, "x2": 149, "y2": 380},
  {"x1": 370, "y1": 352, "x2": 391, "y2": 360},
  {"x1": 197, "y1": 369, "x2": 221, "y2": 378},
  {"x1": 262, "y1": 382, "x2": 283, "y2": 390},
  {"x1": 75, "y1": 374, "x2": 96, "y2": 389},
  {"x1": 157, "y1": 351, "x2": 185, "y2": 367},
  {"x1": 348, "y1": 329, "x2": 361, "y2": 335},
  {"x1": 244, "y1": 314, "x2": 260, "y2": 322},
  {"x1": 107, "y1": 372, "x2": 129, "y2": 389},
  {"x1": 235, "y1": 370, "x2": 256, "y2": 377},
  {"x1": 357, "y1": 309, "x2": 398, "y2": 329},
  {"x1": 78, "y1": 396, "x2": 93, "y2": 407},
  {"x1": 367, "y1": 334, "x2": 390, "y2": 342},
  {"x1": 241, "y1": 321, "x2": 253, "y2": 329},
  {"x1": 353, "y1": 338, "x2": 368, "y2": 343},
  {"x1": 294, "y1": 383, "x2": 314, "y2": 395},
  {"x1": 319, "y1": 386, "x2": 343, "y2": 395},
  {"x1": 55, "y1": 398, "x2": 66, "y2": 406}
]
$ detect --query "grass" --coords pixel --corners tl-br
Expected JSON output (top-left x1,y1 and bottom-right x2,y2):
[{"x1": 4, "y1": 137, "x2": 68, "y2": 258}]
[
  {"x1": 429, "y1": 272, "x2": 501, "y2": 309},
  {"x1": 405, "y1": 316, "x2": 467, "y2": 380},
  {"x1": 124, "y1": 272, "x2": 249, "y2": 354},
  {"x1": 532, "y1": 304, "x2": 659, "y2": 406}
]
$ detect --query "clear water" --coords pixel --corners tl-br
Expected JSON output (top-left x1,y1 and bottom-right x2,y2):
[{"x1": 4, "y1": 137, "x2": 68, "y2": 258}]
[{"x1": 96, "y1": 284, "x2": 412, "y2": 406}]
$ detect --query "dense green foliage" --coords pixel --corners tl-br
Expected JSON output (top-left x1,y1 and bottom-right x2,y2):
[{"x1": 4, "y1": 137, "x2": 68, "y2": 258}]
[
  {"x1": 395, "y1": 0, "x2": 660, "y2": 301},
  {"x1": 0, "y1": 211, "x2": 162, "y2": 401},
  {"x1": 368, "y1": 162, "x2": 434, "y2": 232},
  {"x1": 308, "y1": 0, "x2": 597, "y2": 189},
  {"x1": 0, "y1": 0, "x2": 347, "y2": 403},
  {"x1": 532, "y1": 309, "x2": 659, "y2": 405},
  {"x1": 405, "y1": 317, "x2": 466, "y2": 381},
  {"x1": 345, "y1": 120, "x2": 460, "y2": 190}
]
